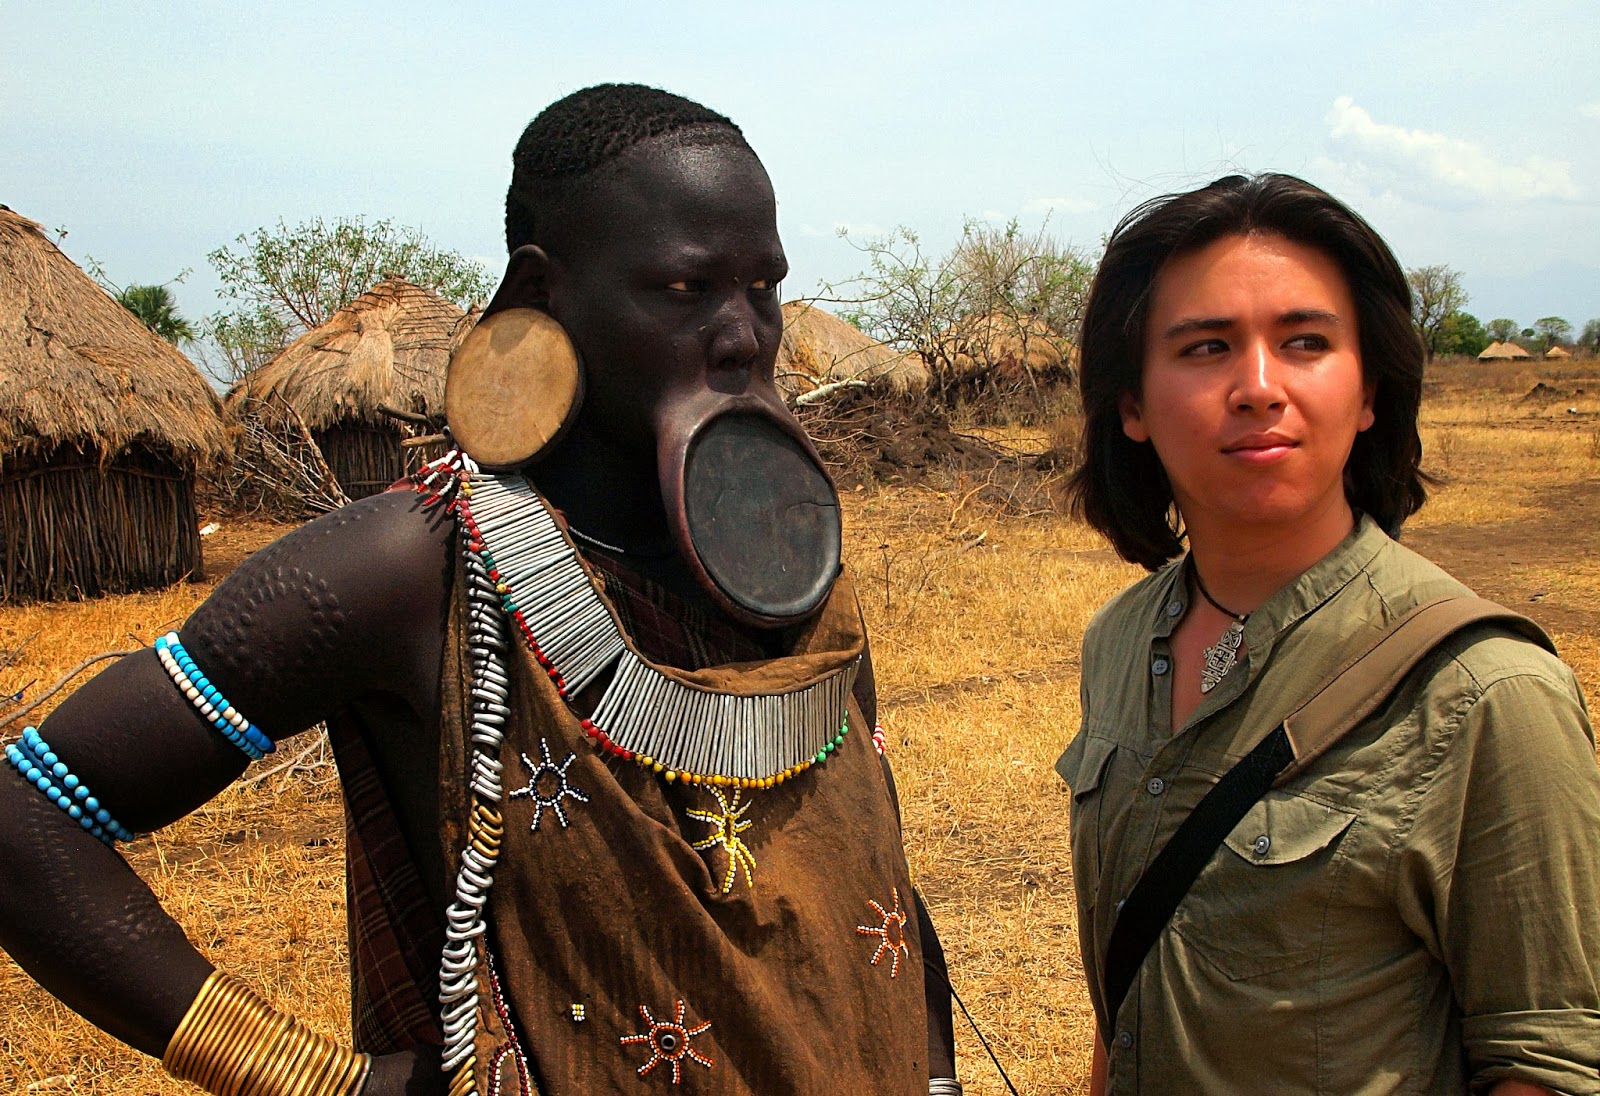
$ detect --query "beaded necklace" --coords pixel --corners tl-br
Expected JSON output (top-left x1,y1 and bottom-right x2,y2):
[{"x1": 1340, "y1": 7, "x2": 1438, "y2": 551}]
[{"x1": 1191, "y1": 561, "x2": 1249, "y2": 694}]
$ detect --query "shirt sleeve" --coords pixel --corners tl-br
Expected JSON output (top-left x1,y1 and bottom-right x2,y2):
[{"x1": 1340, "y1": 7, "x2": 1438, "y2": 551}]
[{"x1": 1396, "y1": 658, "x2": 1600, "y2": 1095}]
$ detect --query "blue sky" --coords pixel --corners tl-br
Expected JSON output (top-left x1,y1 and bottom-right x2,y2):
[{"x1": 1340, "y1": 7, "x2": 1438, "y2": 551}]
[{"x1": 4, "y1": 0, "x2": 1596, "y2": 362}]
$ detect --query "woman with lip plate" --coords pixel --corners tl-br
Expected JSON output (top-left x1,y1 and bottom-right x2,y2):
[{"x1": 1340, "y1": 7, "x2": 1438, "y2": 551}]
[
  {"x1": 1056, "y1": 173, "x2": 1599, "y2": 1095},
  {"x1": 0, "y1": 85, "x2": 958, "y2": 1096}
]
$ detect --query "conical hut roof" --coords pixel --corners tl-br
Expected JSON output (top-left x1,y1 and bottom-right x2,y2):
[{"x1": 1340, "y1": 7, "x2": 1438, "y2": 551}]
[
  {"x1": 1477, "y1": 340, "x2": 1507, "y2": 360},
  {"x1": 948, "y1": 310, "x2": 1078, "y2": 381},
  {"x1": 1545, "y1": 345, "x2": 1571, "y2": 359},
  {"x1": 229, "y1": 278, "x2": 475, "y2": 429},
  {"x1": 0, "y1": 206, "x2": 226, "y2": 466},
  {"x1": 1503, "y1": 341, "x2": 1531, "y2": 359},
  {"x1": 775, "y1": 301, "x2": 929, "y2": 398}
]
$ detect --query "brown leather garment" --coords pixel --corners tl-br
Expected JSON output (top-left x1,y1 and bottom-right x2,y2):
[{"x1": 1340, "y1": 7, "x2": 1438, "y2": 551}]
[{"x1": 440, "y1": 567, "x2": 929, "y2": 1095}]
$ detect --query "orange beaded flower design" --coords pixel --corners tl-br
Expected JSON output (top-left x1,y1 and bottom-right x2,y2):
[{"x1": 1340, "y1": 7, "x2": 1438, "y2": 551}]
[
  {"x1": 858, "y1": 886, "x2": 911, "y2": 977},
  {"x1": 619, "y1": 999, "x2": 714, "y2": 1083}
]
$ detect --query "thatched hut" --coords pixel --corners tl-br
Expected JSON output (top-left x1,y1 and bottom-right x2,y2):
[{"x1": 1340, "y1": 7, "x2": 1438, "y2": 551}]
[
  {"x1": 1476, "y1": 340, "x2": 1506, "y2": 360},
  {"x1": 775, "y1": 301, "x2": 929, "y2": 400},
  {"x1": 947, "y1": 311, "x2": 1078, "y2": 385},
  {"x1": 1545, "y1": 345, "x2": 1571, "y2": 360},
  {"x1": 0, "y1": 207, "x2": 226, "y2": 602},
  {"x1": 228, "y1": 279, "x2": 474, "y2": 499}
]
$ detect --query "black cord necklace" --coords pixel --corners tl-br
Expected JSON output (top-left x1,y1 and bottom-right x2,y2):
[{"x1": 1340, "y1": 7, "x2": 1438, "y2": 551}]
[{"x1": 1190, "y1": 561, "x2": 1249, "y2": 694}]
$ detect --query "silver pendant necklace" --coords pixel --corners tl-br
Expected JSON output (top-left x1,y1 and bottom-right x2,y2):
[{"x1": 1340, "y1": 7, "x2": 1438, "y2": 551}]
[{"x1": 1192, "y1": 562, "x2": 1249, "y2": 694}]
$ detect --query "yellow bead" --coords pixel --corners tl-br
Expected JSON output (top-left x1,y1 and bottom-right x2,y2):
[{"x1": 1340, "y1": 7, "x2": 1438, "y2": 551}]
[
  {"x1": 653, "y1": 761, "x2": 664, "y2": 772},
  {"x1": 665, "y1": 771, "x2": 677, "y2": 782},
  {"x1": 639, "y1": 755, "x2": 652, "y2": 767}
]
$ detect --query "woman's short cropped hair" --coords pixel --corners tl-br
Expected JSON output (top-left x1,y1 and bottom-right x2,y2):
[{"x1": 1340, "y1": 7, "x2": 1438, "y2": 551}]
[{"x1": 1067, "y1": 172, "x2": 1429, "y2": 570}]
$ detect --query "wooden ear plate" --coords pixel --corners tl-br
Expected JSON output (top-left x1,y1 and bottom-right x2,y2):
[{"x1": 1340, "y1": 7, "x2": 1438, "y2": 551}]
[{"x1": 445, "y1": 308, "x2": 582, "y2": 469}]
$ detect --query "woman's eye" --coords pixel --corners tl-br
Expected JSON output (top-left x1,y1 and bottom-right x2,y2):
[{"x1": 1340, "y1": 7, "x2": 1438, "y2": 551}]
[
  {"x1": 666, "y1": 279, "x2": 708, "y2": 293},
  {"x1": 1286, "y1": 334, "x2": 1331, "y2": 352},
  {"x1": 1179, "y1": 338, "x2": 1228, "y2": 358}
]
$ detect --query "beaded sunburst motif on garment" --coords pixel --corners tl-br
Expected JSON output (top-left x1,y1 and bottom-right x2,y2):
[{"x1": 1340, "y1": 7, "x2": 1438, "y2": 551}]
[
  {"x1": 620, "y1": 1000, "x2": 715, "y2": 1083},
  {"x1": 858, "y1": 887, "x2": 911, "y2": 977},
  {"x1": 686, "y1": 786, "x2": 758, "y2": 893},
  {"x1": 508, "y1": 738, "x2": 590, "y2": 831}
]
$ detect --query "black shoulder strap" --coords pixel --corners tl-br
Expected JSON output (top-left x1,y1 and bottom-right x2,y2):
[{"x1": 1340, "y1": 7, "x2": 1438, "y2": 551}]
[{"x1": 1097, "y1": 597, "x2": 1551, "y2": 1035}]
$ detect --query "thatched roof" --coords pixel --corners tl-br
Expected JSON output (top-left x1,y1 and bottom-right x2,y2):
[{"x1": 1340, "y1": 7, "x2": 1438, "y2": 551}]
[
  {"x1": 0, "y1": 206, "x2": 226, "y2": 465},
  {"x1": 776, "y1": 301, "x2": 929, "y2": 397},
  {"x1": 1545, "y1": 345, "x2": 1571, "y2": 359},
  {"x1": 229, "y1": 278, "x2": 475, "y2": 430},
  {"x1": 1477, "y1": 340, "x2": 1532, "y2": 361},
  {"x1": 947, "y1": 311, "x2": 1078, "y2": 381}
]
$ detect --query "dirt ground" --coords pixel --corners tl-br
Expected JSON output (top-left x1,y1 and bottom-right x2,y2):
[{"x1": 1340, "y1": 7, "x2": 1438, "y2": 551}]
[{"x1": 2, "y1": 361, "x2": 1597, "y2": 1095}]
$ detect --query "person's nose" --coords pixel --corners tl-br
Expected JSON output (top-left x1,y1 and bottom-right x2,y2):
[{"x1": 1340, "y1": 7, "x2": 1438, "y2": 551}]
[
  {"x1": 708, "y1": 291, "x2": 762, "y2": 374},
  {"x1": 1230, "y1": 337, "x2": 1287, "y2": 414}
]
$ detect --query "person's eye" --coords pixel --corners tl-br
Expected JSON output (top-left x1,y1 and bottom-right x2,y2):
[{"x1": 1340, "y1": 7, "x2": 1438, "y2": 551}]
[
  {"x1": 1179, "y1": 338, "x2": 1228, "y2": 358},
  {"x1": 1286, "y1": 333, "x2": 1331, "y2": 352},
  {"x1": 666, "y1": 279, "x2": 708, "y2": 294},
  {"x1": 750, "y1": 277, "x2": 783, "y2": 294}
]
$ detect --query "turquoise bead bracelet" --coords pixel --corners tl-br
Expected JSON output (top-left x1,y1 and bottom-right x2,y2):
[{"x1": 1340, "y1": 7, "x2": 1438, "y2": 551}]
[
  {"x1": 154, "y1": 633, "x2": 273, "y2": 761},
  {"x1": 5, "y1": 726, "x2": 133, "y2": 845}
]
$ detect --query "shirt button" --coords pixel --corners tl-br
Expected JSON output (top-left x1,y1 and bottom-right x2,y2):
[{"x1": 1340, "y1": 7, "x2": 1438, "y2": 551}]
[
  {"x1": 1151, "y1": 657, "x2": 1170, "y2": 676},
  {"x1": 1117, "y1": 1030, "x2": 1135, "y2": 1049},
  {"x1": 1253, "y1": 834, "x2": 1271, "y2": 857},
  {"x1": 1146, "y1": 777, "x2": 1166, "y2": 796},
  {"x1": 1166, "y1": 600, "x2": 1183, "y2": 618}
]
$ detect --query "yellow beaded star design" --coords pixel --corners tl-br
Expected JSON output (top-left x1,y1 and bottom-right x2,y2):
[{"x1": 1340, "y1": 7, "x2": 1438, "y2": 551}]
[
  {"x1": 686, "y1": 786, "x2": 757, "y2": 893},
  {"x1": 857, "y1": 886, "x2": 911, "y2": 977}
]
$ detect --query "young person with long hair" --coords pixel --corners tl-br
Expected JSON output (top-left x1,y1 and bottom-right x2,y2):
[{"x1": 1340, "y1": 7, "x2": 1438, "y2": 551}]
[{"x1": 1059, "y1": 173, "x2": 1599, "y2": 1095}]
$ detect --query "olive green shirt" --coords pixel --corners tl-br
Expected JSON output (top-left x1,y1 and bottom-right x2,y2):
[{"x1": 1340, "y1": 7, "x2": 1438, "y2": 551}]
[{"x1": 1058, "y1": 517, "x2": 1600, "y2": 1095}]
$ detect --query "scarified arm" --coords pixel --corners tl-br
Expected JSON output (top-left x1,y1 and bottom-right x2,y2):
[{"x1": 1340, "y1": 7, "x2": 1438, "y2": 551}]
[{"x1": 0, "y1": 491, "x2": 454, "y2": 1079}]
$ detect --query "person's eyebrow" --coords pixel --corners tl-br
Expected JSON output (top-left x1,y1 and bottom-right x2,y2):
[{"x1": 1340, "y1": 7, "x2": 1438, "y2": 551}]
[
  {"x1": 1160, "y1": 316, "x2": 1234, "y2": 340},
  {"x1": 1279, "y1": 308, "x2": 1342, "y2": 326}
]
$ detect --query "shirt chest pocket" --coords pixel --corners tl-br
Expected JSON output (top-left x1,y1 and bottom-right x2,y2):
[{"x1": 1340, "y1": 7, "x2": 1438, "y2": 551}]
[
  {"x1": 1057, "y1": 734, "x2": 1118, "y2": 897},
  {"x1": 1169, "y1": 791, "x2": 1357, "y2": 981}
]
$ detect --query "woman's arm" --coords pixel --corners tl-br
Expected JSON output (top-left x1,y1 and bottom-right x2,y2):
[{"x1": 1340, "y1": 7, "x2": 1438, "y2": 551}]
[{"x1": 0, "y1": 491, "x2": 454, "y2": 1072}]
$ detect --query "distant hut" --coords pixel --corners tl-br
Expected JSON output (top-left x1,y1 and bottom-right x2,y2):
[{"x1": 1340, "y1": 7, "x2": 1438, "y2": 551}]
[
  {"x1": 1545, "y1": 345, "x2": 1571, "y2": 360},
  {"x1": 1477, "y1": 340, "x2": 1531, "y2": 361},
  {"x1": 228, "y1": 279, "x2": 474, "y2": 499},
  {"x1": 948, "y1": 311, "x2": 1078, "y2": 388},
  {"x1": 775, "y1": 301, "x2": 928, "y2": 400},
  {"x1": 0, "y1": 207, "x2": 226, "y2": 602}
]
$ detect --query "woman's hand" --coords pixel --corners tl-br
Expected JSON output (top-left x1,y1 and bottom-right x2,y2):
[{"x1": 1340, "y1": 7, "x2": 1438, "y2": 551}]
[{"x1": 359, "y1": 1045, "x2": 446, "y2": 1096}]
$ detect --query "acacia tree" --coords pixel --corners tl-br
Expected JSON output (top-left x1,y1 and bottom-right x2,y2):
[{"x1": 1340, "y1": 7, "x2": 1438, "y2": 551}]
[
  {"x1": 1436, "y1": 311, "x2": 1489, "y2": 358},
  {"x1": 1486, "y1": 317, "x2": 1519, "y2": 343},
  {"x1": 822, "y1": 218, "x2": 1095, "y2": 406},
  {"x1": 1406, "y1": 265, "x2": 1468, "y2": 362},
  {"x1": 1579, "y1": 319, "x2": 1600, "y2": 355},
  {"x1": 1532, "y1": 316, "x2": 1573, "y2": 352},
  {"x1": 205, "y1": 216, "x2": 494, "y2": 381}
]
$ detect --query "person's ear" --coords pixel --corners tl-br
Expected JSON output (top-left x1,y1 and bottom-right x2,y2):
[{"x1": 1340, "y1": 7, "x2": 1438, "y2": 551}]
[
  {"x1": 1119, "y1": 390, "x2": 1150, "y2": 443},
  {"x1": 1357, "y1": 379, "x2": 1377, "y2": 433},
  {"x1": 483, "y1": 244, "x2": 553, "y2": 317}
]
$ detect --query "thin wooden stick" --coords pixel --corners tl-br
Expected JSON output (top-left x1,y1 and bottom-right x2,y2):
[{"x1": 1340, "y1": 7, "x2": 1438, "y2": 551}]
[{"x1": 0, "y1": 649, "x2": 141, "y2": 730}]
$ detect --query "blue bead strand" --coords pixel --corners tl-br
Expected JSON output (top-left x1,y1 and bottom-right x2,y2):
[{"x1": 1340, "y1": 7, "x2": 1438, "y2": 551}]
[
  {"x1": 153, "y1": 633, "x2": 273, "y2": 761},
  {"x1": 5, "y1": 727, "x2": 133, "y2": 845}
]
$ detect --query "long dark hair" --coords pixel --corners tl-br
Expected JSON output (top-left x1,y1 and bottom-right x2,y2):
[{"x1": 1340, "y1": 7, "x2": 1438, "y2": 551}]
[{"x1": 1067, "y1": 173, "x2": 1428, "y2": 570}]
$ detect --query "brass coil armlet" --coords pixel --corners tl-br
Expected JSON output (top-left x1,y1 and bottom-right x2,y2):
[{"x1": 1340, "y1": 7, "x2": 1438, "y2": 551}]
[{"x1": 163, "y1": 970, "x2": 371, "y2": 1096}]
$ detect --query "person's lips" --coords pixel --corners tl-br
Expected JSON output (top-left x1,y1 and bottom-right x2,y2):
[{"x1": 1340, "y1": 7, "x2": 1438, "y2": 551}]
[{"x1": 1223, "y1": 432, "x2": 1298, "y2": 462}]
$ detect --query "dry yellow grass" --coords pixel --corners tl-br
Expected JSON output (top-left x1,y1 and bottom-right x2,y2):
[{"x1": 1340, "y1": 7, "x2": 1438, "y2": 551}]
[{"x1": 2, "y1": 367, "x2": 1596, "y2": 1094}]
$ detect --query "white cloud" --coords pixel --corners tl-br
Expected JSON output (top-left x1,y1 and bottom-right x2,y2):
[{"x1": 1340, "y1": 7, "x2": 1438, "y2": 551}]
[
  {"x1": 1024, "y1": 195, "x2": 1098, "y2": 215},
  {"x1": 1324, "y1": 96, "x2": 1578, "y2": 204},
  {"x1": 1581, "y1": 102, "x2": 1600, "y2": 120}
]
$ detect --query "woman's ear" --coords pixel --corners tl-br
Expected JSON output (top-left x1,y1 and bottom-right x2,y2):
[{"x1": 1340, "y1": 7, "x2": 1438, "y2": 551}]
[
  {"x1": 1357, "y1": 379, "x2": 1377, "y2": 433},
  {"x1": 1119, "y1": 390, "x2": 1150, "y2": 443},
  {"x1": 483, "y1": 244, "x2": 553, "y2": 317}
]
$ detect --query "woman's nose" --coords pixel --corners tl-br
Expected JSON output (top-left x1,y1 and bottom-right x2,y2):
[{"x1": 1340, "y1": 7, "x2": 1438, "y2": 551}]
[
  {"x1": 709, "y1": 293, "x2": 762, "y2": 373},
  {"x1": 1230, "y1": 338, "x2": 1288, "y2": 413}
]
